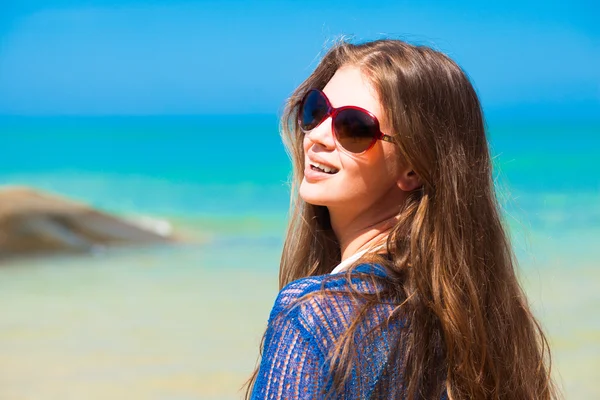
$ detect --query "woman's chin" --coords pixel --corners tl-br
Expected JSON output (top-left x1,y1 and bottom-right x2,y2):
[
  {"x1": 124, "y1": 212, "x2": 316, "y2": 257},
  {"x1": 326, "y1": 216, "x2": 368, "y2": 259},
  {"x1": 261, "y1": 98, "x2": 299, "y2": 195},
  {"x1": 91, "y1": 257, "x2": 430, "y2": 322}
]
[
  {"x1": 300, "y1": 194, "x2": 330, "y2": 207},
  {"x1": 299, "y1": 184, "x2": 332, "y2": 207}
]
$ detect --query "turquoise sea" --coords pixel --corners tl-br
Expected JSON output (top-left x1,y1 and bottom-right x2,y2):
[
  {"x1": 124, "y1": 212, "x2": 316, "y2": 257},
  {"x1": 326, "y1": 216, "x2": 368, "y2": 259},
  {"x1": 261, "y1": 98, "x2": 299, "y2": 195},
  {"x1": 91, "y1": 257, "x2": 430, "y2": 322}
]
[{"x1": 0, "y1": 116, "x2": 599, "y2": 399}]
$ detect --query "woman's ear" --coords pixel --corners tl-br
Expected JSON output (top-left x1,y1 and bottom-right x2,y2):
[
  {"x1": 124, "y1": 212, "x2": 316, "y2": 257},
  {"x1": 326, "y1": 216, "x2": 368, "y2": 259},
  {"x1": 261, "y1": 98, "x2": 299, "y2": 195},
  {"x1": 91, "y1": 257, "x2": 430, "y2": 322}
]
[{"x1": 397, "y1": 169, "x2": 422, "y2": 192}]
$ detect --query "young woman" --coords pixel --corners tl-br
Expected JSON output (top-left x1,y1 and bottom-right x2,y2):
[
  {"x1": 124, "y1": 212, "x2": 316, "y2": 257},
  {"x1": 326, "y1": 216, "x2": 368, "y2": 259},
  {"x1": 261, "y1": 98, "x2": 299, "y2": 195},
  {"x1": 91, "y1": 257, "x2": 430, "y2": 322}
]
[{"x1": 246, "y1": 39, "x2": 558, "y2": 399}]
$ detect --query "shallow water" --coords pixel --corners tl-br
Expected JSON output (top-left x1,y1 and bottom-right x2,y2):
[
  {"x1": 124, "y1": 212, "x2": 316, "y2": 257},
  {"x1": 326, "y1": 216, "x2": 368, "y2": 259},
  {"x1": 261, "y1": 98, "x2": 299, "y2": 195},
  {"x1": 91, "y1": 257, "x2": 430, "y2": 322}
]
[{"x1": 0, "y1": 238, "x2": 280, "y2": 400}]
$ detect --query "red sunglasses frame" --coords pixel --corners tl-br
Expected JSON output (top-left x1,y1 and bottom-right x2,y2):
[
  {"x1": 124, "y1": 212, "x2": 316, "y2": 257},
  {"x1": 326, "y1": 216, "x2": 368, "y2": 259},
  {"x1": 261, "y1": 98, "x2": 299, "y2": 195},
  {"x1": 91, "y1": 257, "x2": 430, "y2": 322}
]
[{"x1": 298, "y1": 89, "x2": 395, "y2": 154}]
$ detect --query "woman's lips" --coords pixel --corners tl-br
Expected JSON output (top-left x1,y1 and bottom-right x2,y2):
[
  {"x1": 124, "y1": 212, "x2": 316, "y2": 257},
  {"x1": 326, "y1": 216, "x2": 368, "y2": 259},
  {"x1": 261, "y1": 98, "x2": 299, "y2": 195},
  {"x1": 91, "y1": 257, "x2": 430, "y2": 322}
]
[{"x1": 304, "y1": 165, "x2": 337, "y2": 182}]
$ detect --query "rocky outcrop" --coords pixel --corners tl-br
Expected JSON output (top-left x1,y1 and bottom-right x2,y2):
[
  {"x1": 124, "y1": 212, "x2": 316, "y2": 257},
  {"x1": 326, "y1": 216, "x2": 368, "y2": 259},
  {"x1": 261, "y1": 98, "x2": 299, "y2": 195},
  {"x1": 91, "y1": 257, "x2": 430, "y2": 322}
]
[{"x1": 0, "y1": 187, "x2": 175, "y2": 258}]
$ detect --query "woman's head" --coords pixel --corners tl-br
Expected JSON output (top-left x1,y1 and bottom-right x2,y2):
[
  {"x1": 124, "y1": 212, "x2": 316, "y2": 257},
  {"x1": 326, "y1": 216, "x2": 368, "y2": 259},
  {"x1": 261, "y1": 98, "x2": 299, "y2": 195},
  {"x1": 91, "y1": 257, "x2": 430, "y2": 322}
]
[{"x1": 285, "y1": 40, "x2": 490, "y2": 236}]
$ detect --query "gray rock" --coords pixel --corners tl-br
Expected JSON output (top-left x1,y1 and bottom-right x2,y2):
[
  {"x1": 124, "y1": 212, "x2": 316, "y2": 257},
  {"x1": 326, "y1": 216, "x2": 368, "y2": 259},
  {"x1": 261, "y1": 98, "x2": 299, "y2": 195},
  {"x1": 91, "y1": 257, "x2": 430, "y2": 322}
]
[{"x1": 0, "y1": 187, "x2": 175, "y2": 258}]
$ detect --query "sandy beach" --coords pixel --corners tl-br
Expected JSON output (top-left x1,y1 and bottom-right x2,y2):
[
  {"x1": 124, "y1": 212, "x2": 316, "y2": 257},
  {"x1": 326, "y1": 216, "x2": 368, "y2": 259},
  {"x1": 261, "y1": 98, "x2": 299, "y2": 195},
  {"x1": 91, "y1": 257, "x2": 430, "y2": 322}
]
[{"x1": 0, "y1": 217, "x2": 598, "y2": 399}]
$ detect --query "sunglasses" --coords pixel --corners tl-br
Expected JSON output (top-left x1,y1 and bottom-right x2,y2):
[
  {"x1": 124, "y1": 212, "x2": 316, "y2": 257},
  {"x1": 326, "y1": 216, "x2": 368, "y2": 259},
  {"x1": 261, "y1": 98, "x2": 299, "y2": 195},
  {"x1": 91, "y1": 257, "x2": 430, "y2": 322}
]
[{"x1": 298, "y1": 89, "x2": 394, "y2": 154}]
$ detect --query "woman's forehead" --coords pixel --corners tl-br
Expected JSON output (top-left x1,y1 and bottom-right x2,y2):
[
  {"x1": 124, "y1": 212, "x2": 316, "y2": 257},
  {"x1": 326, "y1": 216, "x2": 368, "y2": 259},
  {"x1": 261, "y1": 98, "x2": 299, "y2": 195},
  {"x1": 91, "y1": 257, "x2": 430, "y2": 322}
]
[{"x1": 322, "y1": 66, "x2": 383, "y2": 117}]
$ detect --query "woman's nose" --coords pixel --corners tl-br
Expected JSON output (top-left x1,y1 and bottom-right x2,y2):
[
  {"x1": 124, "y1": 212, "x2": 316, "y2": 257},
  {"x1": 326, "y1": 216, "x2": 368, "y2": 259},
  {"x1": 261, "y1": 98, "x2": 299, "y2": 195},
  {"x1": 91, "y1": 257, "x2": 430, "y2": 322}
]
[{"x1": 305, "y1": 117, "x2": 336, "y2": 150}]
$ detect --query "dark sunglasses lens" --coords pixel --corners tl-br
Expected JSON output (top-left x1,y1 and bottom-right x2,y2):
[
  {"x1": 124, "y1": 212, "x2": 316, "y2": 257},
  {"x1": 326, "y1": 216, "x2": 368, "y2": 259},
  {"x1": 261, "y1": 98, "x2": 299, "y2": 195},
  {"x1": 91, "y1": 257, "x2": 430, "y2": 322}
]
[
  {"x1": 299, "y1": 91, "x2": 329, "y2": 131},
  {"x1": 334, "y1": 109, "x2": 379, "y2": 153}
]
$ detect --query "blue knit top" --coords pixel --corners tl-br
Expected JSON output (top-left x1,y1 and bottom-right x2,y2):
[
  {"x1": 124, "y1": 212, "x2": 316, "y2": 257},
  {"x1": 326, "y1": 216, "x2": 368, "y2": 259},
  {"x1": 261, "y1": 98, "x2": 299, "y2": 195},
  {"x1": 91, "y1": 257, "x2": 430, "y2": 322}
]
[{"x1": 251, "y1": 263, "x2": 444, "y2": 399}]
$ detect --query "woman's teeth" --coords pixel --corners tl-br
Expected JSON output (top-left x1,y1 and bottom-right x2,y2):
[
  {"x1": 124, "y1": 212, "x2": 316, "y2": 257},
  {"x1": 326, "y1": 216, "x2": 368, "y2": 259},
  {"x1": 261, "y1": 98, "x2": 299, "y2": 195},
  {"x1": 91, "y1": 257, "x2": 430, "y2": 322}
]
[{"x1": 310, "y1": 162, "x2": 339, "y2": 174}]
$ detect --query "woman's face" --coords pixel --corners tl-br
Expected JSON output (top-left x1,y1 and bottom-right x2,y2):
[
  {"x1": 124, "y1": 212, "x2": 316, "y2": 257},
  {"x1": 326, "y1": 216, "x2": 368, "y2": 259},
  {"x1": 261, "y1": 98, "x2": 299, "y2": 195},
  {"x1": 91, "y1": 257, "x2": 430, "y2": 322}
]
[{"x1": 299, "y1": 66, "x2": 407, "y2": 215}]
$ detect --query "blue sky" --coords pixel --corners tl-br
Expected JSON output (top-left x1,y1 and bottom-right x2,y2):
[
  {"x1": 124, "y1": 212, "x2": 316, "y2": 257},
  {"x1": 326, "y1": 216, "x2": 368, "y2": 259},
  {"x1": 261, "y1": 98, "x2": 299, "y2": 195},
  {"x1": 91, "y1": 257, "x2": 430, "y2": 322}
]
[{"x1": 0, "y1": 0, "x2": 598, "y2": 119}]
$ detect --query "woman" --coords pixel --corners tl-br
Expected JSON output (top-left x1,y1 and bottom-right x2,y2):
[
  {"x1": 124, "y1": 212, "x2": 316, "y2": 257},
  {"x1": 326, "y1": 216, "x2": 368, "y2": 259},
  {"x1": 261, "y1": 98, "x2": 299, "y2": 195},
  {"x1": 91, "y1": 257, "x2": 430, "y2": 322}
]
[{"x1": 246, "y1": 39, "x2": 557, "y2": 399}]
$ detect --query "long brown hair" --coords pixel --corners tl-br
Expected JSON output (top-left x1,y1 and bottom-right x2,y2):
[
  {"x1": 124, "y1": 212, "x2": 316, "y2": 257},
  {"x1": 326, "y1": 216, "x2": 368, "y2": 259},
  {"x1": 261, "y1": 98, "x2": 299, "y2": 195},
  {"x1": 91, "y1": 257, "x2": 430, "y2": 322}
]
[{"x1": 246, "y1": 39, "x2": 558, "y2": 399}]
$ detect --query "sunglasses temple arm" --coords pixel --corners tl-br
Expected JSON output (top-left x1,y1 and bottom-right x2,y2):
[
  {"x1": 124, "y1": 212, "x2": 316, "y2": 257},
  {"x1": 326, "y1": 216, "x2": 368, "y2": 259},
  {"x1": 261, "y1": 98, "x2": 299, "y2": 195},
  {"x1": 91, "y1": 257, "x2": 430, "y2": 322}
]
[{"x1": 381, "y1": 134, "x2": 395, "y2": 143}]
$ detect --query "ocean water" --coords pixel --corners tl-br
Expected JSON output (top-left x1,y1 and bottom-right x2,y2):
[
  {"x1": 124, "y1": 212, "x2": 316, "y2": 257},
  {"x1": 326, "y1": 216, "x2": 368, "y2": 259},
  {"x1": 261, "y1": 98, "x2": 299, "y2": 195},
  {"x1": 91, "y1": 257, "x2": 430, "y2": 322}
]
[{"x1": 0, "y1": 115, "x2": 598, "y2": 399}]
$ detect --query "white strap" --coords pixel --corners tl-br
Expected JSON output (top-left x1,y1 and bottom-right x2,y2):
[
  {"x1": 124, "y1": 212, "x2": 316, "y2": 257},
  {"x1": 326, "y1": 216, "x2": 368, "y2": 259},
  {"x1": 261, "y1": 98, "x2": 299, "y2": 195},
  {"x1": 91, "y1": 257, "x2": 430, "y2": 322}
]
[{"x1": 330, "y1": 244, "x2": 385, "y2": 274}]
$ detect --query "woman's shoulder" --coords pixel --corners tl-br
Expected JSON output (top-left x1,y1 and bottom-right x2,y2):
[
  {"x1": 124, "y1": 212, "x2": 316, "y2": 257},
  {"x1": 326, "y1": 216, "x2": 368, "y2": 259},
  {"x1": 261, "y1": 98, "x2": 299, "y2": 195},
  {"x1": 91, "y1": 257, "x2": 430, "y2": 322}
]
[
  {"x1": 273, "y1": 263, "x2": 389, "y2": 309},
  {"x1": 267, "y1": 263, "x2": 392, "y2": 328},
  {"x1": 266, "y1": 262, "x2": 398, "y2": 356}
]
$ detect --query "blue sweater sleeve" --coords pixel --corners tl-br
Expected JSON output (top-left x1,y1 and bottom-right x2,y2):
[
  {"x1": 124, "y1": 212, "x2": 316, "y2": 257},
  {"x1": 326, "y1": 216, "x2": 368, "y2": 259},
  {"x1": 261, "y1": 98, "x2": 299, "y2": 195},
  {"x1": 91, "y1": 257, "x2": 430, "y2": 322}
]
[{"x1": 251, "y1": 278, "x2": 327, "y2": 399}]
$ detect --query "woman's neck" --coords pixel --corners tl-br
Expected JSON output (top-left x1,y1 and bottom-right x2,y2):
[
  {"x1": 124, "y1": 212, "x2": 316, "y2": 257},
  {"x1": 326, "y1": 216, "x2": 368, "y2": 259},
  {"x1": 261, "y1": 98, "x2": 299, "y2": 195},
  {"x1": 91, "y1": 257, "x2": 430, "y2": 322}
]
[{"x1": 330, "y1": 207, "x2": 400, "y2": 261}]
